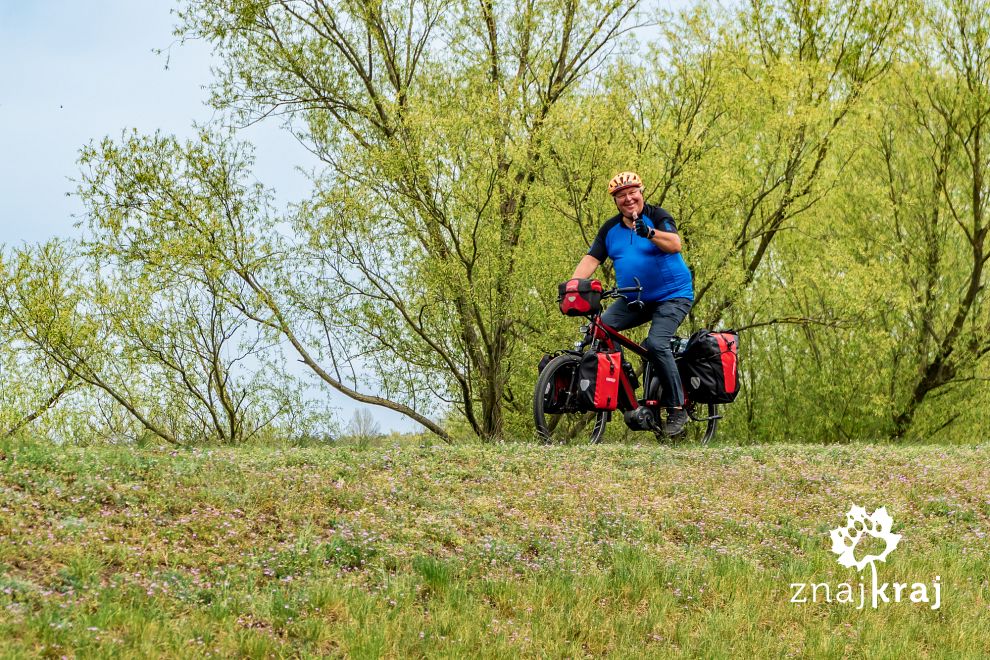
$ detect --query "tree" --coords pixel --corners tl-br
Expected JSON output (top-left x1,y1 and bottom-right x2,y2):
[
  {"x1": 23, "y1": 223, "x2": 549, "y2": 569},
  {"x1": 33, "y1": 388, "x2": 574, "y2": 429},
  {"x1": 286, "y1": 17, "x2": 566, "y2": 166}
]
[
  {"x1": 1, "y1": 230, "x2": 305, "y2": 446},
  {"x1": 0, "y1": 255, "x2": 78, "y2": 439},
  {"x1": 344, "y1": 408, "x2": 382, "y2": 447},
  {"x1": 175, "y1": 0, "x2": 644, "y2": 441},
  {"x1": 876, "y1": 0, "x2": 990, "y2": 437},
  {"x1": 0, "y1": 241, "x2": 183, "y2": 443},
  {"x1": 678, "y1": 0, "x2": 905, "y2": 328},
  {"x1": 76, "y1": 129, "x2": 449, "y2": 440}
]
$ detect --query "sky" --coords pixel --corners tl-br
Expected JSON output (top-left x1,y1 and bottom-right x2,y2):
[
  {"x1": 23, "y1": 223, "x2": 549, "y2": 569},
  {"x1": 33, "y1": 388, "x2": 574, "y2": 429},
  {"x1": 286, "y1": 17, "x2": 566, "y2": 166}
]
[
  {"x1": 0, "y1": 0, "x2": 418, "y2": 433},
  {"x1": 0, "y1": 0, "x2": 316, "y2": 240}
]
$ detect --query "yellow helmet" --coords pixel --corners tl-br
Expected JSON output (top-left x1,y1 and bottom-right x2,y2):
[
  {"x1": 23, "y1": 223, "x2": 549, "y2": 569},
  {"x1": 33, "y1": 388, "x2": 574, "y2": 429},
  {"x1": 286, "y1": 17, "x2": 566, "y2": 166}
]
[{"x1": 607, "y1": 171, "x2": 643, "y2": 196}]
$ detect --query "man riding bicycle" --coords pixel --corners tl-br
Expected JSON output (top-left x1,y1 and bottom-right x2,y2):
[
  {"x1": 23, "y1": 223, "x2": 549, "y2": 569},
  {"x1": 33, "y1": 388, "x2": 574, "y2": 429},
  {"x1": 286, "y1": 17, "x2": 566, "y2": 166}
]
[{"x1": 570, "y1": 171, "x2": 694, "y2": 436}]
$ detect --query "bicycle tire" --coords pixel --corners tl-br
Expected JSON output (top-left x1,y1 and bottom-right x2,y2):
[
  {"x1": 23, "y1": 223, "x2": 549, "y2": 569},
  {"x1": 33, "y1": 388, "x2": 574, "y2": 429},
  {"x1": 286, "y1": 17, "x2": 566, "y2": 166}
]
[
  {"x1": 696, "y1": 402, "x2": 719, "y2": 444},
  {"x1": 684, "y1": 401, "x2": 719, "y2": 444},
  {"x1": 533, "y1": 353, "x2": 608, "y2": 444},
  {"x1": 652, "y1": 401, "x2": 719, "y2": 444}
]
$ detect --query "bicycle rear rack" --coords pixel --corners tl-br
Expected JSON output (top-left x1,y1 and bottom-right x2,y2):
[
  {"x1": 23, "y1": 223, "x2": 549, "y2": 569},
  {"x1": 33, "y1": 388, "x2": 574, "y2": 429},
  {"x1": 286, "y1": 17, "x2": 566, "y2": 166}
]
[{"x1": 688, "y1": 410, "x2": 723, "y2": 422}]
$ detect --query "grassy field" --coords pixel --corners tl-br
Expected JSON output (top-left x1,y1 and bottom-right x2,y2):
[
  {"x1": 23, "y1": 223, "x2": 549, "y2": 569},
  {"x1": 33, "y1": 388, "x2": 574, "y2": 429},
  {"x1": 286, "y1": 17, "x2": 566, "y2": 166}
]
[{"x1": 1, "y1": 438, "x2": 988, "y2": 658}]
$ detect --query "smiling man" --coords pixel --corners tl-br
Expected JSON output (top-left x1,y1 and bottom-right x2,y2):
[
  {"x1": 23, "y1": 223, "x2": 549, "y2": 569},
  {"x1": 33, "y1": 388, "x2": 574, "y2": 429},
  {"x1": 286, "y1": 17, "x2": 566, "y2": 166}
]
[{"x1": 570, "y1": 171, "x2": 694, "y2": 436}]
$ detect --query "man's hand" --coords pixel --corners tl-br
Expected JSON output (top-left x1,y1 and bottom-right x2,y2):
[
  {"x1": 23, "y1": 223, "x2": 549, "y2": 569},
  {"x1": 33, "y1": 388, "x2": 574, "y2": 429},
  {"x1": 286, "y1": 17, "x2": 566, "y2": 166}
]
[{"x1": 634, "y1": 217, "x2": 654, "y2": 239}]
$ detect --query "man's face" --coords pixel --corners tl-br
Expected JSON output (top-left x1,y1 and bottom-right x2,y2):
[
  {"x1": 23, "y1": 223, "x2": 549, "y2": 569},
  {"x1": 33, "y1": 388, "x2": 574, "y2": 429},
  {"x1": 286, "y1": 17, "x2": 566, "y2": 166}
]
[{"x1": 613, "y1": 186, "x2": 644, "y2": 219}]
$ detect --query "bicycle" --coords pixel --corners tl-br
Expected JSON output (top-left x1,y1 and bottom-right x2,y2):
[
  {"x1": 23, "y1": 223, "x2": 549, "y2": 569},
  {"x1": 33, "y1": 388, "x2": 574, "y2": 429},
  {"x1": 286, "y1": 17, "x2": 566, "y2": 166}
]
[{"x1": 533, "y1": 280, "x2": 721, "y2": 444}]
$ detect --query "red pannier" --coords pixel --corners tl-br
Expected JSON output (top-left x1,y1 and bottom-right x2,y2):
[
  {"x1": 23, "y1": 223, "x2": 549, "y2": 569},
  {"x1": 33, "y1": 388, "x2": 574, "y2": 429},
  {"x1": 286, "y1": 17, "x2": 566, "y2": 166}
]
[
  {"x1": 677, "y1": 330, "x2": 740, "y2": 404},
  {"x1": 558, "y1": 278, "x2": 603, "y2": 316},
  {"x1": 576, "y1": 350, "x2": 622, "y2": 411}
]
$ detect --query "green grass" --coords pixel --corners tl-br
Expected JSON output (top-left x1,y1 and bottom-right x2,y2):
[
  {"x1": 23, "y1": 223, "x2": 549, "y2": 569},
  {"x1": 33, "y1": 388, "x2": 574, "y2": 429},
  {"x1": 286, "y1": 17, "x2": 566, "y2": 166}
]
[{"x1": 0, "y1": 439, "x2": 988, "y2": 657}]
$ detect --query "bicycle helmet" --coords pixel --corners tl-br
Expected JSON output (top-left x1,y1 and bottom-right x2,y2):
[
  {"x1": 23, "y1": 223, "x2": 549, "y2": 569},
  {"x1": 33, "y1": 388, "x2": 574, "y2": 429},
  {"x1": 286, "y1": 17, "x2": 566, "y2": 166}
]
[{"x1": 607, "y1": 171, "x2": 643, "y2": 196}]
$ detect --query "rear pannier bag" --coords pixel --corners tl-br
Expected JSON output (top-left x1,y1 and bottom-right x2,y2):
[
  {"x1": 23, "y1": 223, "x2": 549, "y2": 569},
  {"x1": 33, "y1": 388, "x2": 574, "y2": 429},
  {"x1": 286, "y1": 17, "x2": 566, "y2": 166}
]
[
  {"x1": 678, "y1": 330, "x2": 740, "y2": 404},
  {"x1": 558, "y1": 278, "x2": 603, "y2": 316},
  {"x1": 577, "y1": 350, "x2": 622, "y2": 411}
]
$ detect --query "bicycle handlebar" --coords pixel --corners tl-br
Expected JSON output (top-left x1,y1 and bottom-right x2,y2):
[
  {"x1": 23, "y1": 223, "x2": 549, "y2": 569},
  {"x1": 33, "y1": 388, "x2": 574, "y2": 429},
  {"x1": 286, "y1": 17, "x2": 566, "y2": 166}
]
[{"x1": 603, "y1": 277, "x2": 643, "y2": 299}]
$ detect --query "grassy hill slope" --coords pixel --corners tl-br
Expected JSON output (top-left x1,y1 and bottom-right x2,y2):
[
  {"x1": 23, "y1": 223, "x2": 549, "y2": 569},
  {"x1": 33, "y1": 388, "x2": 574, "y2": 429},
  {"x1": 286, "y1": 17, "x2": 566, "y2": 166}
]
[{"x1": 1, "y1": 440, "x2": 988, "y2": 657}]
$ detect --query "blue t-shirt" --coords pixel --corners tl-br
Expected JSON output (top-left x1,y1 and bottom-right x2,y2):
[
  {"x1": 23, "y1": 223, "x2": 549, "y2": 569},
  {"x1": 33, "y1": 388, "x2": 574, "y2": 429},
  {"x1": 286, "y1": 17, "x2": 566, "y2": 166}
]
[{"x1": 588, "y1": 204, "x2": 694, "y2": 302}]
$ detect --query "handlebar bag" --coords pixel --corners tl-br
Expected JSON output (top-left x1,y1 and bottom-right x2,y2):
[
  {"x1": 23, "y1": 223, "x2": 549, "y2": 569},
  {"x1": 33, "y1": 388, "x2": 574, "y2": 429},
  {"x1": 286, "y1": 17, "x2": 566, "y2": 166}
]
[
  {"x1": 577, "y1": 350, "x2": 622, "y2": 411},
  {"x1": 677, "y1": 329, "x2": 740, "y2": 403},
  {"x1": 558, "y1": 278, "x2": 603, "y2": 316}
]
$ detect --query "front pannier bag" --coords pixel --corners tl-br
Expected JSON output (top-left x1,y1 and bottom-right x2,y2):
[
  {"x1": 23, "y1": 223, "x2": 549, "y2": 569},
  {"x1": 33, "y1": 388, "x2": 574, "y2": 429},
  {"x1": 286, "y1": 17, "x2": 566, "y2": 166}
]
[
  {"x1": 558, "y1": 278, "x2": 603, "y2": 316},
  {"x1": 678, "y1": 330, "x2": 740, "y2": 404},
  {"x1": 577, "y1": 350, "x2": 622, "y2": 411}
]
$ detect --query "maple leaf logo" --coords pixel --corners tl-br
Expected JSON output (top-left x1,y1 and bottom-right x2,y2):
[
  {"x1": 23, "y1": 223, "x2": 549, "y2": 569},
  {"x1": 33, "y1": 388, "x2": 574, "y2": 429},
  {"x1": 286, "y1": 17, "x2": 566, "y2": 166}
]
[{"x1": 829, "y1": 505, "x2": 902, "y2": 571}]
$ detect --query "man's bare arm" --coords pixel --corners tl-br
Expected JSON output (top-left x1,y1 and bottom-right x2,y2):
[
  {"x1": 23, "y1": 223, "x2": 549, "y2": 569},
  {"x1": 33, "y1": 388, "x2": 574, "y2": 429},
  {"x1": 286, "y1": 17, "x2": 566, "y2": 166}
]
[
  {"x1": 650, "y1": 230, "x2": 681, "y2": 253},
  {"x1": 572, "y1": 255, "x2": 601, "y2": 279}
]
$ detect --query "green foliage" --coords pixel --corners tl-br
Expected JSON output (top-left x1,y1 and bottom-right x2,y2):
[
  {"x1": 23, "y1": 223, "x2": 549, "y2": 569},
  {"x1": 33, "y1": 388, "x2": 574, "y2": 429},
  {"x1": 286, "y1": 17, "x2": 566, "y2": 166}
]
[
  {"x1": 0, "y1": 256, "x2": 78, "y2": 441},
  {"x1": 173, "y1": 0, "x2": 648, "y2": 441},
  {"x1": 1, "y1": 0, "x2": 989, "y2": 443},
  {"x1": 0, "y1": 193, "x2": 323, "y2": 445}
]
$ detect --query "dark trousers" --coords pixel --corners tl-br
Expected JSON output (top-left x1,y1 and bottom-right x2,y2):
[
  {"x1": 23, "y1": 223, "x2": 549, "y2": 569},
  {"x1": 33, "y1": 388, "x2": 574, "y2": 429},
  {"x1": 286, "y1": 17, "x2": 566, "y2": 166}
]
[{"x1": 600, "y1": 297, "x2": 692, "y2": 407}]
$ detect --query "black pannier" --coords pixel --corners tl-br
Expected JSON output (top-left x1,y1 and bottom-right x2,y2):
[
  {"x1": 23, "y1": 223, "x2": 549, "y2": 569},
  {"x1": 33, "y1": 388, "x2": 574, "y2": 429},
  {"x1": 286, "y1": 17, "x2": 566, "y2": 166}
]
[
  {"x1": 677, "y1": 329, "x2": 740, "y2": 404},
  {"x1": 558, "y1": 278, "x2": 603, "y2": 316},
  {"x1": 576, "y1": 350, "x2": 622, "y2": 411}
]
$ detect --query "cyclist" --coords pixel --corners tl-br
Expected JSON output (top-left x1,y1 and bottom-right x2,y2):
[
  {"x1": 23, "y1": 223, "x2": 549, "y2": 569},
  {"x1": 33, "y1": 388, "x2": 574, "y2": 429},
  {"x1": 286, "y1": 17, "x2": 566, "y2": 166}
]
[{"x1": 570, "y1": 171, "x2": 694, "y2": 436}]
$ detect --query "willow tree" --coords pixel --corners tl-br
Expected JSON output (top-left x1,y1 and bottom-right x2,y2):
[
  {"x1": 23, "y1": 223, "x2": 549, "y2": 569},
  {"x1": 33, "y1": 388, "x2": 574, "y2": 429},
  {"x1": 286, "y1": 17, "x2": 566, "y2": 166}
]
[
  {"x1": 529, "y1": 0, "x2": 906, "y2": 443},
  {"x1": 2, "y1": 226, "x2": 303, "y2": 446},
  {"x1": 75, "y1": 132, "x2": 333, "y2": 444},
  {"x1": 176, "y1": 0, "x2": 642, "y2": 440},
  {"x1": 675, "y1": 0, "x2": 906, "y2": 327},
  {"x1": 0, "y1": 242, "x2": 184, "y2": 444},
  {"x1": 0, "y1": 252, "x2": 78, "y2": 439},
  {"x1": 873, "y1": 0, "x2": 990, "y2": 438}
]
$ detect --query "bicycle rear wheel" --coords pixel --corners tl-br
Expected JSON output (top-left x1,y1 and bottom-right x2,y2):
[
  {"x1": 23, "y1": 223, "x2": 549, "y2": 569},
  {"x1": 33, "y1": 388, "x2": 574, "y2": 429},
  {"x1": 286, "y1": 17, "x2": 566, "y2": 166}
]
[
  {"x1": 533, "y1": 353, "x2": 608, "y2": 444},
  {"x1": 653, "y1": 402, "x2": 718, "y2": 444},
  {"x1": 685, "y1": 401, "x2": 719, "y2": 444}
]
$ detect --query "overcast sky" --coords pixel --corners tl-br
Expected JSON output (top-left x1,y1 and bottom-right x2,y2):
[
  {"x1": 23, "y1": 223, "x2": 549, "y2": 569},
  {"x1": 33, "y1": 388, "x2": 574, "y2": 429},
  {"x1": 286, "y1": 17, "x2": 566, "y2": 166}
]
[
  {"x1": 0, "y1": 1, "x2": 318, "y2": 240},
  {"x1": 0, "y1": 0, "x2": 419, "y2": 433}
]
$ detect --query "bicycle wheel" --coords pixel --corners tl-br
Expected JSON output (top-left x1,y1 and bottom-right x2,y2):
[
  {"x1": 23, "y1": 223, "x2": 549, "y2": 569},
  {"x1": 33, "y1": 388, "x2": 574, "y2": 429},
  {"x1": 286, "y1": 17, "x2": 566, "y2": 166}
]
[
  {"x1": 653, "y1": 402, "x2": 718, "y2": 444},
  {"x1": 534, "y1": 353, "x2": 608, "y2": 444},
  {"x1": 684, "y1": 401, "x2": 719, "y2": 444}
]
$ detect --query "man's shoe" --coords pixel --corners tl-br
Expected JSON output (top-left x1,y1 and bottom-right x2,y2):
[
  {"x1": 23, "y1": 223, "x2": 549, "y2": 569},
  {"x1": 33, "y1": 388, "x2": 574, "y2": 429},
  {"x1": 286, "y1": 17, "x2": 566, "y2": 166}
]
[{"x1": 664, "y1": 408, "x2": 689, "y2": 436}]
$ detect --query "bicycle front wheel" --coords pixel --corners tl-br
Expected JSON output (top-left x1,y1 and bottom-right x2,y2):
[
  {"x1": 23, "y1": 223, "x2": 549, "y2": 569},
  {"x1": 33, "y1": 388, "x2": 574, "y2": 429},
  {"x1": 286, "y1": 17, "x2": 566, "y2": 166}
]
[{"x1": 533, "y1": 353, "x2": 608, "y2": 444}]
